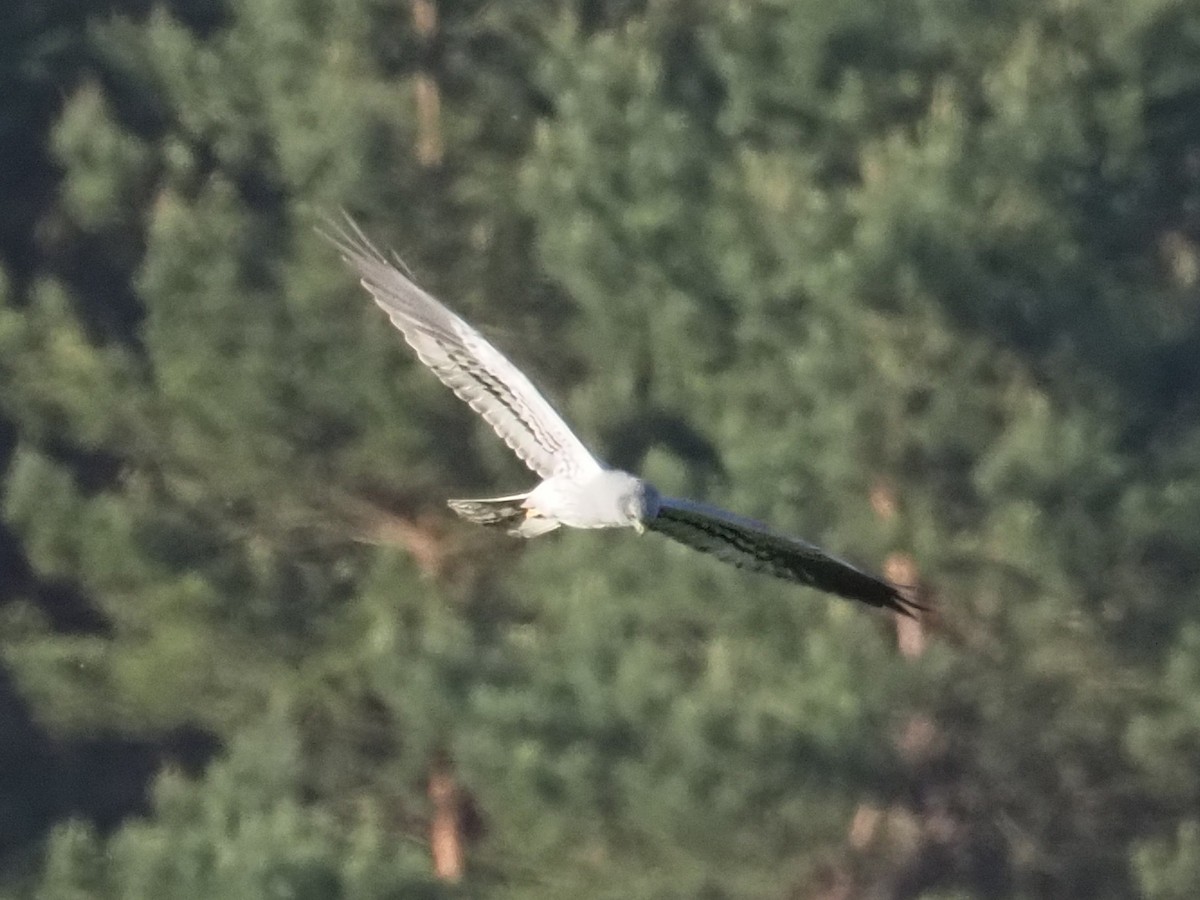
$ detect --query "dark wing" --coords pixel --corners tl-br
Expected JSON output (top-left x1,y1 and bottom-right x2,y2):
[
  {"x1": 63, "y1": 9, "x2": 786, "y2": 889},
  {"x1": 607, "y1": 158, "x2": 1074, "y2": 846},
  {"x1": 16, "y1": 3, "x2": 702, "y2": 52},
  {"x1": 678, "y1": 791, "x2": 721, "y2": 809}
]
[
  {"x1": 324, "y1": 216, "x2": 602, "y2": 481},
  {"x1": 646, "y1": 497, "x2": 919, "y2": 616}
]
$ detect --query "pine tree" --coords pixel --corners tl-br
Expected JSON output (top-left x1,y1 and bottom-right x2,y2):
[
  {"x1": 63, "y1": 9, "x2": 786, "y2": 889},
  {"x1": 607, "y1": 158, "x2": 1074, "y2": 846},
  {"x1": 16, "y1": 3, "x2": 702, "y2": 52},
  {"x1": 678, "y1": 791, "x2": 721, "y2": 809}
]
[{"x1": 2, "y1": 0, "x2": 1200, "y2": 897}]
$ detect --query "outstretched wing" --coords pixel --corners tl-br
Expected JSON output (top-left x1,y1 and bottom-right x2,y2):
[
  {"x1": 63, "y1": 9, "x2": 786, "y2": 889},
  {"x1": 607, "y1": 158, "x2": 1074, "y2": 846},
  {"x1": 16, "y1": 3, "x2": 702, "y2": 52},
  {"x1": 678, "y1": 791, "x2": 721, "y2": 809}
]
[
  {"x1": 646, "y1": 497, "x2": 919, "y2": 616},
  {"x1": 325, "y1": 217, "x2": 602, "y2": 480}
]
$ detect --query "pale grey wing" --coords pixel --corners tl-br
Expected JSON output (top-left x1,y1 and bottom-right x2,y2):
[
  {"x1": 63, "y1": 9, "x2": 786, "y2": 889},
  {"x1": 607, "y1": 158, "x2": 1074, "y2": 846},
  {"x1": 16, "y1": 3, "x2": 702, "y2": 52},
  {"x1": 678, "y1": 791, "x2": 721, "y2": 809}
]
[
  {"x1": 646, "y1": 497, "x2": 919, "y2": 616},
  {"x1": 325, "y1": 218, "x2": 603, "y2": 481}
]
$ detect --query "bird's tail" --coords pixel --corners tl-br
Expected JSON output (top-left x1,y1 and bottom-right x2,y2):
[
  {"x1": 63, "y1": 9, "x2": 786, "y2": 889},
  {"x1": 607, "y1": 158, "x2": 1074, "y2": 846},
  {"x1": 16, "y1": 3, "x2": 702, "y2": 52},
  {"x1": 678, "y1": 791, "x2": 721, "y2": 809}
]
[
  {"x1": 447, "y1": 493, "x2": 530, "y2": 527},
  {"x1": 447, "y1": 492, "x2": 562, "y2": 538}
]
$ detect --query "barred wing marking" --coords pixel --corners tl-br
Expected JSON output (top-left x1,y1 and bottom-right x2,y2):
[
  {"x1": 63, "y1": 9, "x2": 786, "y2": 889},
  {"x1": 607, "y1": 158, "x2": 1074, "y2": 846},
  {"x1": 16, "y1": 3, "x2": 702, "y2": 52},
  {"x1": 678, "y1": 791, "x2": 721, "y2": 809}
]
[
  {"x1": 647, "y1": 497, "x2": 918, "y2": 615},
  {"x1": 326, "y1": 219, "x2": 602, "y2": 480}
]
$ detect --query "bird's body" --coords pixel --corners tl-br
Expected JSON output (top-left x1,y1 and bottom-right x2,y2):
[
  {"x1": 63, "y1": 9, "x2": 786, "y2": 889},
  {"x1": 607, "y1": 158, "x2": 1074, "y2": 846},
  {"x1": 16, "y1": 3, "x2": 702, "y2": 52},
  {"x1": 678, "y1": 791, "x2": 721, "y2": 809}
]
[
  {"x1": 526, "y1": 469, "x2": 655, "y2": 531},
  {"x1": 449, "y1": 469, "x2": 652, "y2": 537},
  {"x1": 327, "y1": 217, "x2": 920, "y2": 617}
]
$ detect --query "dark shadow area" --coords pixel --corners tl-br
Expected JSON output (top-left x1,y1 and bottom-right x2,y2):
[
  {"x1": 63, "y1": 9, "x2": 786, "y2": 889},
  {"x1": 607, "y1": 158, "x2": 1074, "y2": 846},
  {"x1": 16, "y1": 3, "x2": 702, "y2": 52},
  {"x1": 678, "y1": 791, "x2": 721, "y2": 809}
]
[{"x1": 0, "y1": 664, "x2": 220, "y2": 859}]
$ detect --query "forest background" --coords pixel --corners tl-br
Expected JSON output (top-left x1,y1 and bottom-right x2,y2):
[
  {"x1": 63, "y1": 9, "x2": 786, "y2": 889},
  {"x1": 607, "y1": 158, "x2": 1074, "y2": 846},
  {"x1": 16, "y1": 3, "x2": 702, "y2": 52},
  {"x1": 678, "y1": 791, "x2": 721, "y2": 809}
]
[{"x1": 2, "y1": 0, "x2": 1200, "y2": 897}]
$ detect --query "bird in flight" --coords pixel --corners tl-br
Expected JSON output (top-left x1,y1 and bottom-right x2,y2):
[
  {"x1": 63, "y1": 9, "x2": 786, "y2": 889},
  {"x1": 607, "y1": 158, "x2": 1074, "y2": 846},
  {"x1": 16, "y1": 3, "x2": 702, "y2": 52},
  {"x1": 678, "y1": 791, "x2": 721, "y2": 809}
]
[{"x1": 327, "y1": 217, "x2": 919, "y2": 616}]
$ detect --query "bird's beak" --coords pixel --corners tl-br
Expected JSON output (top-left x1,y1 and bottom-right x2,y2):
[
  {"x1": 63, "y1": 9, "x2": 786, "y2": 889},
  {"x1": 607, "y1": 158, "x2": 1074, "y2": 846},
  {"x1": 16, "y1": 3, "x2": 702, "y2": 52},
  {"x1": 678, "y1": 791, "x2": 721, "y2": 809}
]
[{"x1": 633, "y1": 520, "x2": 645, "y2": 535}]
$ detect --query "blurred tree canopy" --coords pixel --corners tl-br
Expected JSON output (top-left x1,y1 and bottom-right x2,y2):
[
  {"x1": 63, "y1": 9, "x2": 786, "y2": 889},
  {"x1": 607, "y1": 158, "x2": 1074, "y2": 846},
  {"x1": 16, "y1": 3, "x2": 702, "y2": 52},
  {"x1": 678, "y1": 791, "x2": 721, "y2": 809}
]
[{"x1": 1, "y1": 0, "x2": 1199, "y2": 897}]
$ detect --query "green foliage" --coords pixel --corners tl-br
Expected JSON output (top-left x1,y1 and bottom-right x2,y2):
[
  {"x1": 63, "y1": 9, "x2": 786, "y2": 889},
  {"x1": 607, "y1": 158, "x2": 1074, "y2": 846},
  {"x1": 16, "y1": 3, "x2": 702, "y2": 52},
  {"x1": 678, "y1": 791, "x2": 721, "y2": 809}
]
[
  {"x1": 25, "y1": 716, "x2": 444, "y2": 900},
  {"x1": 1135, "y1": 821, "x2": 1200, "y2": 900},
  {"x1": 2, "y1": 0, "x2": 1199, "y2": 898}
]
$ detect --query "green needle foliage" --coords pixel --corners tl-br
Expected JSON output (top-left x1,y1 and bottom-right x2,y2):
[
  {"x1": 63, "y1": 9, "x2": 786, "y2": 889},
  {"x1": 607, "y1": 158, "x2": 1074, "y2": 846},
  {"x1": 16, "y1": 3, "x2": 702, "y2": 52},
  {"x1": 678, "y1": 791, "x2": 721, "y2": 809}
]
[{"x1": 1, "y1": 0, "x2": 1199, "y2": 897}]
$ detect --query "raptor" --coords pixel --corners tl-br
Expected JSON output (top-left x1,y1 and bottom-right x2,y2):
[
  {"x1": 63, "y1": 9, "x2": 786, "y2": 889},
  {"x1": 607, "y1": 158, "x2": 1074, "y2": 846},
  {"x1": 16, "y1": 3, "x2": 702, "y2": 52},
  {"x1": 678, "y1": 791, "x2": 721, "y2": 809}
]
[{"x1": 327, "y1": 218, "x2": 918, "y2": 617}]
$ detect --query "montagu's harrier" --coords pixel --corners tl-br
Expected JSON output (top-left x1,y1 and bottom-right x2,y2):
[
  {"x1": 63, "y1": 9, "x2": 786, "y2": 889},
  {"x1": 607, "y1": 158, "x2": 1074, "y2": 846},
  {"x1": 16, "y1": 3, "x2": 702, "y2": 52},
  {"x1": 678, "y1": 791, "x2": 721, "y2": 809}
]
[{"x1": 327, "y1": 218, "x2": 918, "y2": 617}]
